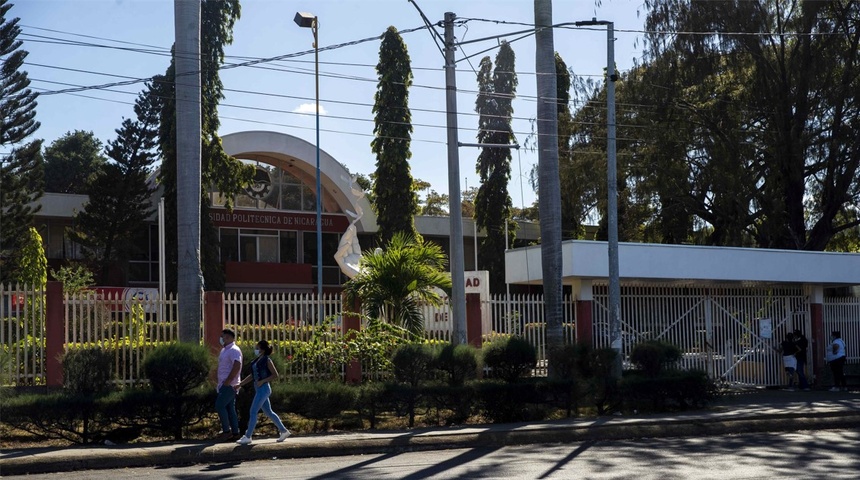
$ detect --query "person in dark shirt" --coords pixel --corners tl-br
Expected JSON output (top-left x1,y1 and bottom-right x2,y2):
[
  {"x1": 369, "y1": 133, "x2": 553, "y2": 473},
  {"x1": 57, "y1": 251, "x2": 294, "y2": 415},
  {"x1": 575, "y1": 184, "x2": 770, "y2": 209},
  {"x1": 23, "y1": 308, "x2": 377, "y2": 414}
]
[{"x1": 793, "y1": 329, "x2": 810, "y2": 390}]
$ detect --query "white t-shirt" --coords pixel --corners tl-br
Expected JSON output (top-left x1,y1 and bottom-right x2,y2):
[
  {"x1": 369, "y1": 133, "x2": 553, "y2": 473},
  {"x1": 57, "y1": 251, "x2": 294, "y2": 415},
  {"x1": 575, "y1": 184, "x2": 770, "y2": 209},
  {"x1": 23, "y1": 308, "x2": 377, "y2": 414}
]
[
  {"x1": 783, "y1": 355, "x2": 797, "y2": 370},
  {"x1": 826, "y1": 338, "x2": 846, "y2": 362}
]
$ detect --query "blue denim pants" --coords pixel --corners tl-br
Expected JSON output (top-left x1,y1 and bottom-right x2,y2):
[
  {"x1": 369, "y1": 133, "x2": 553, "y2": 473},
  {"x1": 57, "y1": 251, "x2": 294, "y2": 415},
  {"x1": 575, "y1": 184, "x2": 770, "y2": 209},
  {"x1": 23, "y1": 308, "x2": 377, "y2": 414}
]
[
  {"x1": 215, "y1": 385, "x2": 239, "y2": 434},
  {"x1": 245, "y1": 382, "x2": 287, "y2": 437}
]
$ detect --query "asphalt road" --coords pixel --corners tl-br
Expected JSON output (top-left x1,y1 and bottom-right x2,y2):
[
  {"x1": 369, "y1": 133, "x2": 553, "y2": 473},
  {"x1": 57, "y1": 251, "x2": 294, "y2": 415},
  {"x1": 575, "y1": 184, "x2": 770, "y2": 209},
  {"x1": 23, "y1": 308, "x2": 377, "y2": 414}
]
[{"x1": 15, "y1": 429, "x2": 859, "y2": 479}]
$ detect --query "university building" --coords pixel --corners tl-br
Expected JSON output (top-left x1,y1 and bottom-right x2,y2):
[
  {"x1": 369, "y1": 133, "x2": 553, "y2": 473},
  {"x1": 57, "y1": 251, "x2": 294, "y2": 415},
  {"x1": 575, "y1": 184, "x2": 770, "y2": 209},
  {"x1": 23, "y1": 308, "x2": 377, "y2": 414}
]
[{"x1": 34, "y1": 130, "x2": 539, "y2": 292}]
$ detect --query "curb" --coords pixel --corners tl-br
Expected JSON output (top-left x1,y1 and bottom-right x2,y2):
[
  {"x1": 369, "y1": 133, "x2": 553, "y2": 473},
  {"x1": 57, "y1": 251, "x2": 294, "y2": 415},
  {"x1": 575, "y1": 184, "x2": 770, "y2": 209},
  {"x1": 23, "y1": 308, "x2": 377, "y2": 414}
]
[{"x1": 4, "y1": 411, "x2": 860, "y2": 476}]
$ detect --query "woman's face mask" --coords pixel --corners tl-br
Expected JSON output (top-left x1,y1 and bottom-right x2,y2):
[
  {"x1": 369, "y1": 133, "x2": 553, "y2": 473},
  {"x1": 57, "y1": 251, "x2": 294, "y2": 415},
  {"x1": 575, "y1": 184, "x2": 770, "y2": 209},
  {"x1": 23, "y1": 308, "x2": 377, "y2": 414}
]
[{"x1": 254, "y1": 348, "x2": 261, "y2": 357}]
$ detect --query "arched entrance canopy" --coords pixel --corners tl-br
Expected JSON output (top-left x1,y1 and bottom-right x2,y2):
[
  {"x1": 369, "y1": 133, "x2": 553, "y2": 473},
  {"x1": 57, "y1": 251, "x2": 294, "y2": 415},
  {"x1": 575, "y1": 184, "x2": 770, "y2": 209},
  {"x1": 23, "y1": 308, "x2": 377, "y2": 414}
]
[{"x1": 221, "y1": 130, "x2": 377, "y2": 232}]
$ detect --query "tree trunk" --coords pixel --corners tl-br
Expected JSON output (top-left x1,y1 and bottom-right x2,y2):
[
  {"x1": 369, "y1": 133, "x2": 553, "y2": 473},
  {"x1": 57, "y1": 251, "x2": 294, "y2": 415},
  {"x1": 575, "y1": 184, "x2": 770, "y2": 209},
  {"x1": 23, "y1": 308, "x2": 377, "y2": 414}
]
[
  {"x1": 174, "y1": 0, "x2": 203, "y2": 343},
  {"x1": 534, "y1": 0, "x2": 564, "y2": 367}
]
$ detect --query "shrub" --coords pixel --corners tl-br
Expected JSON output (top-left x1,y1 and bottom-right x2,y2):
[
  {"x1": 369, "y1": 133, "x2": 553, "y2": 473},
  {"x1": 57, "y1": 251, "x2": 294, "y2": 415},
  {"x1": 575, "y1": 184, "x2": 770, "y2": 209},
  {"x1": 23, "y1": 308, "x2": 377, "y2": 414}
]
[
  {"x1": 0, "y1": 392, "x2": 114, "y2": 444},
  {"x1": 620, "y1": 369, "x2": 715, "y2": 412},
  {"x1": 546, "y1": 343, "x2": 592, "y2": 381},
  {"x1": 283, "y1": 381, "x2": 355, "y2": 424},
  {"x1": 62, "y1": 347, "x2": 115, "y2": 397},
  {"x1": 143, "y1": 343, "x2": 212, "y2": 396},
  {"x1": 474, "y1": 379, "x2": 543, "y2": 423},
  {"x1": 354, "y1": 382, "x2": 388, "y2": 429},
  {"x1": 392, "y1": 343, "x2": 434, "y2": 387},
  {"x1": 482, "y1": 336, "x2": 536, "y2": 382},
  {"x1": 584, "y1": 347, "x2": 622, "y2": 415},
  {"x1": 629, "y1": 340, "x2": 682, "y2": 377},
  {"x1": 104, "y1": 386, "x2": 212, "y2": 441},
  {"x1": 434, "y1": 343, "x2": 479, "y2": 386}
]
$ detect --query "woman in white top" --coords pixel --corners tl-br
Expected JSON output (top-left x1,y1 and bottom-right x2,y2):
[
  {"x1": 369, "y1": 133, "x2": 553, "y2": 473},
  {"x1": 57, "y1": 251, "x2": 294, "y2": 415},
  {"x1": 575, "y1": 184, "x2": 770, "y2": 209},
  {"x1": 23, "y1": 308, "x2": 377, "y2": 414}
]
[{"x1": 825, "y1": 330, "x2": 847, "y2": 392}]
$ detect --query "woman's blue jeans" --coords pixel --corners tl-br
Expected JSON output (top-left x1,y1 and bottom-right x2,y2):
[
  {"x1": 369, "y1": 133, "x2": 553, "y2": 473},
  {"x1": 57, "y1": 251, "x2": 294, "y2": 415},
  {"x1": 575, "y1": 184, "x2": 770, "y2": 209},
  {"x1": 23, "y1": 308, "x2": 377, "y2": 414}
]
[
  {"x1": 215, "y1": 385, "x2": 239, "y2": 434},
  {"x1": 245, "y1": 382, "x2": 287, "y2": 437}
]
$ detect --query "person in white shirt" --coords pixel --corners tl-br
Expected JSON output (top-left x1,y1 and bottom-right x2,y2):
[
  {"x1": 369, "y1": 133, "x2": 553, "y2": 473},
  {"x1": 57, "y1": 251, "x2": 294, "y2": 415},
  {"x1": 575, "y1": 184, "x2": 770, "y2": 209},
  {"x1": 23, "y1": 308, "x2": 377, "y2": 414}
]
[
  {"x1": 825, "y1": 330, "x2": 847, "y2": 392},
  {"x1": 215, "y1": 329, "x2": 243, "y2": 440}
]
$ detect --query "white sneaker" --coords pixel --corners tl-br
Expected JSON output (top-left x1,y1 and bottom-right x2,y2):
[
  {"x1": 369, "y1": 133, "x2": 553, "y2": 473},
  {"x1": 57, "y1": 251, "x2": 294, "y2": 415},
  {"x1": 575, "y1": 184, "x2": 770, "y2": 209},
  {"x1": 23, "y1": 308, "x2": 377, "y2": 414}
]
[
  {"x1": 829, "y1": 387, "x2": 841, "y2": 392},
  {"x1": 277, "y1": 430, "x2": 291, "y2": 442},
  {"x1": 236, "y1": 435, "x2": 252, "y2": 445}
]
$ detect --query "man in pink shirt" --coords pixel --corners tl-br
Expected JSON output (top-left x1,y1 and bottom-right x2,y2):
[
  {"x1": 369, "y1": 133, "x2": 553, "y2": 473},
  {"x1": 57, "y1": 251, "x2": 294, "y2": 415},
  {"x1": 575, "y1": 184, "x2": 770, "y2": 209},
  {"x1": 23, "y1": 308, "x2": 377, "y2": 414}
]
[{"x1": 215, "y1": 328, "x2": 243, "y2": 441}]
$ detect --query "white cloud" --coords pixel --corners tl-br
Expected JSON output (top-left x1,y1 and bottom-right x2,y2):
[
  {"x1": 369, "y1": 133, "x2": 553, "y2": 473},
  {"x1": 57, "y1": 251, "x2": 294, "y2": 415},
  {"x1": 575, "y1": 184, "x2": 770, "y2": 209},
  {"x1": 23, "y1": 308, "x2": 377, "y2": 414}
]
[{"x1": 293, "y1": 103, "x2": 327, "y2": 115}]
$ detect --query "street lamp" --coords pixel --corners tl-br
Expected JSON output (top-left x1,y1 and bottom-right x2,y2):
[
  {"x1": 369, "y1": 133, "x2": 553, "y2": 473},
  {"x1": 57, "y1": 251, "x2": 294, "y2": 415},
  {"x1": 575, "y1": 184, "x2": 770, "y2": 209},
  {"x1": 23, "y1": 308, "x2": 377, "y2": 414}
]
[
  {"x1": 575, "y1": 18, "x2": 621, "y2": 377},
  {"x1": 294, "y1": 11, "x2": 324, "y2": 324}
]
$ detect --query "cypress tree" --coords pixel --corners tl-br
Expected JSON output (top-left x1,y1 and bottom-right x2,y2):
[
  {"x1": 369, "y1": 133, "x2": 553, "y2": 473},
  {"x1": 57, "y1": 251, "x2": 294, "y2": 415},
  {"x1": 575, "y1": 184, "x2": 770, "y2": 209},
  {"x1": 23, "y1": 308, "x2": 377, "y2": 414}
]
[{"x1": 371, "y1": 26, "x2": 418, "y2": 245}]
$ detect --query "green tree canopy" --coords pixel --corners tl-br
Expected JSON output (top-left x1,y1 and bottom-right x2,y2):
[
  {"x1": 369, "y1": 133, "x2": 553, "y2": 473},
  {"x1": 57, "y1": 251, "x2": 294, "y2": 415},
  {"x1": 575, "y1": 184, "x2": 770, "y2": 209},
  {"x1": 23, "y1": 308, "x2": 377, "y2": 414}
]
[
  {"x1": 558, "y1": 0, "x2": 860, "y2": 252},
  {"x1": 371, "y1": 26, "x2": 418, "y2": 244},
  {"x1": 43, "y1": 130, "x2": 106, "y2": 194}
]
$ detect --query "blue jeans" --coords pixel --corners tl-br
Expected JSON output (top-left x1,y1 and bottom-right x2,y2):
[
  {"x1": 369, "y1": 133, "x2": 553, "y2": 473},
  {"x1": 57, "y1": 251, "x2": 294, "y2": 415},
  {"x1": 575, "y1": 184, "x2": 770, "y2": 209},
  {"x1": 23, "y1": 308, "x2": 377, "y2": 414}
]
[
  {"x1": 795, "y1": 358, "x2": 809, "y2": 389},
  {"x1": 215, "y1": 385, "x2": 239, "y2": 434},
  {"x1": 245, "y1": 383, "x2": 287, "y2": 437}
]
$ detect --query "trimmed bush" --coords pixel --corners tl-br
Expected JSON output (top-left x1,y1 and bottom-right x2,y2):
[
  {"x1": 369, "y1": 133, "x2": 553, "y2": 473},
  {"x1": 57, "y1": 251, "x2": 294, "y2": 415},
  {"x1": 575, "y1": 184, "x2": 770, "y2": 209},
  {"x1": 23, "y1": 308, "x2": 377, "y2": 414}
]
[
  {"x1": 475, "y1": 379, "x2": 542, "y2": 423},
  {"x1": 434, "y1": 343, "x2": 479, "y2": 386},
  {"x1": 629, "y1": 340, "x2": 682, "y2": 377},
  {"x1": 143, "y1": 343, "x2": 212, "y2": 396},
  {"x1": 283, "y1": 381, "x2": 356, "y2": 424},
  {"x1": 354, "y1": 382, "x2": 388, "y2": 429},
  {"x1": 482, "y1": 336, "x2": 536, "y2": 382},
  {"x1": 103, "y1": 386, "x2": 212, "y2": 441},
  {"x1": 392, "y1": 343, "x2": 435, "y2": 387},
  {"x1": 1, "y1": 392, "x2": 114, "y2": 444},
  {"x1": 62, "y1": 347, "x2": 115, "y2": 397},
  {"x1": 620, "y1": 369, "x2": 715, "y2": 412}
]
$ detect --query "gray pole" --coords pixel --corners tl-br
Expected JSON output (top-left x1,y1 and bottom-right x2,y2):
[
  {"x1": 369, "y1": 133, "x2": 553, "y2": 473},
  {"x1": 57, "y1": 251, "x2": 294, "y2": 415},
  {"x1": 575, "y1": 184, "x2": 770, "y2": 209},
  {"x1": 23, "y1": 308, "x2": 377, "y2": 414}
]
[
  {"x1": 313, "y1": 18, "x2": 323, "y2": 325},
  {"x1": 174, "y1": 0, "x2": 202, "y2": 343},
  {"x1": 444, "y1": 12, "x2": 467, "y2": 346},
  {"x1": 606, "y1": 22, "x2": 622, "y2": 377}
]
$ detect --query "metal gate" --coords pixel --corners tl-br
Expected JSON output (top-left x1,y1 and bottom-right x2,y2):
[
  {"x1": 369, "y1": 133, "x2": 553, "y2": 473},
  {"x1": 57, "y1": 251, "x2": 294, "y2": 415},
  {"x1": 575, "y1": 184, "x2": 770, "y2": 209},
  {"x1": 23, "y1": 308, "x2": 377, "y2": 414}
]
[{"x1": 593, "y1": 284, "x2": 810, "y2": 386}]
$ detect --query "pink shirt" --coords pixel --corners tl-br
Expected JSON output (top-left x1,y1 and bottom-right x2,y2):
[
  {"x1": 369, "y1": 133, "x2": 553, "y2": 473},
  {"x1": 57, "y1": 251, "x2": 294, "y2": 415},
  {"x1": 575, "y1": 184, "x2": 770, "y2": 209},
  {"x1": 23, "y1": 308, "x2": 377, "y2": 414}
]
[{"x1": 217, "y1": 342, "x2": 242, "y2": 388}]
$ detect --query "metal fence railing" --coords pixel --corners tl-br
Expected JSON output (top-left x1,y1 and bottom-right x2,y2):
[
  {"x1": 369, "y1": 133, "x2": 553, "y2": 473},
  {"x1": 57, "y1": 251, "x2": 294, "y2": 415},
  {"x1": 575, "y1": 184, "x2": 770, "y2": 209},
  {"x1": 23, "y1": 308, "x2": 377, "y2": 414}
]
[
  {"x1": 1, "y1": 284, "x2": 46, "y2": 386},
  {"x1": 3, "y1": 282, "x2": 858, "y2": 387}
]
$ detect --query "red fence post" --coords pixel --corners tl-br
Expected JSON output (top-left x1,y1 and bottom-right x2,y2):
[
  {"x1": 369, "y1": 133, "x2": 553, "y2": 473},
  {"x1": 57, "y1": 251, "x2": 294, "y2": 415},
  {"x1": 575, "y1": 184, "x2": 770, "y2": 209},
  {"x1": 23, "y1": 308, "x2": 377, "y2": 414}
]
[
  {"x1": 343, "y1": 295, "x2": 362, "y2": 384},
  {"x1": 45, "y1": 281, "x2": 64, "y2": 387},
  {"x1": 466, "y1": 293, "x2": 482, "y2": 348},
  {"x1": 203, "y1": 291, "x2": 225, "y2": 355},
  {"x1": 809, "y1": 286, "x2": 825, "y2": 385},
  {"x1": 574, "y1": 280, "x2": 593, "y2": 346}
]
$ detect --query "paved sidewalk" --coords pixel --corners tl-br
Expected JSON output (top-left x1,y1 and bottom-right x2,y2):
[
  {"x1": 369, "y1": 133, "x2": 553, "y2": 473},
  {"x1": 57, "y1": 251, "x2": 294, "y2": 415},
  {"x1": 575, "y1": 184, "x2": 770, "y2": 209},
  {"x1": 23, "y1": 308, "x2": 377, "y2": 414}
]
[{"x1": 2, "y1": 388, "x2": 859, "y2": 476}]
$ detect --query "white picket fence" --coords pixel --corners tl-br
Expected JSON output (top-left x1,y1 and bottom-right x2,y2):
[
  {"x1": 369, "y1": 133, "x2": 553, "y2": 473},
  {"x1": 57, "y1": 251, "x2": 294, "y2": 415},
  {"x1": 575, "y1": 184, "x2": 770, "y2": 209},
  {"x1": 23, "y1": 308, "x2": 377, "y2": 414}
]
[
  {"x1": 0, "y1": 284, "x2": 46, "y2": 386},
  {"x1": 2, "y1": 284, "x2": 859, "y2": 386}
]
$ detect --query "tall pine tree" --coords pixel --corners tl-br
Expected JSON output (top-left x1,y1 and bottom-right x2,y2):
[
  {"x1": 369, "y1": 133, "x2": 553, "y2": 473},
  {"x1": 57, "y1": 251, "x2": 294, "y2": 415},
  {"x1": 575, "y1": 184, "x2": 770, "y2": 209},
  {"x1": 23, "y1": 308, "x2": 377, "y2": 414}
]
[
  {"x1": 71, "y1": 86, "x2": 160, "y2": 285},
  {"x1": 475, "y1": 42, "x2": 517, "y2": 293},
  {"x1": 0, "y1": 0, "x2": 43, "y2": 284},
  {"x1": 372, "y1": 26, "x2": 418, "y2": 245}
]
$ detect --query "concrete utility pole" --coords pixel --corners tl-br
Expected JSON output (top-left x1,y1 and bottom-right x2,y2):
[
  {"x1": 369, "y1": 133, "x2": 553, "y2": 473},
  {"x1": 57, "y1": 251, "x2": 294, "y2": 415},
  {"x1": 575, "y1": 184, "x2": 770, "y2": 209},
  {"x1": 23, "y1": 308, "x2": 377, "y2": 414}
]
[
  {"x1": 443, "y1": 12, "x2": 467, "y2": 346},
  {"x1": 174, "y1": 0, "x2": 203, "y2": 343},
  {"x1": 576, "y1": 18, "x2": 621, "y2": 377}
]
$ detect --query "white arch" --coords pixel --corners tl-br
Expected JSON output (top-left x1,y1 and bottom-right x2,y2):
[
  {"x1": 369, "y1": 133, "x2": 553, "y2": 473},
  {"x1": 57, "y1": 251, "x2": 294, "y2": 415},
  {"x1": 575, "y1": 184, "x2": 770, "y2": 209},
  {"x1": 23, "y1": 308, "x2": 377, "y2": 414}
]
[{"x1": 221, "y1": 130, "x2": 377, "y2": 233}]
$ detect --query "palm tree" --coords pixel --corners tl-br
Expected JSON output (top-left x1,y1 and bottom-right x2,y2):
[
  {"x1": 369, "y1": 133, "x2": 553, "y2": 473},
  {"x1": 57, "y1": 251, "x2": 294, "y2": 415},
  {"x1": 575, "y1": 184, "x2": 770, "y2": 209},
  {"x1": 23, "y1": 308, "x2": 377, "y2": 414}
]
[
  {"x1": 343, "y1": 233, "x2": 452, "y2": 336},
  {"x1": 534, "y1": 0, "x2": 564, "y2": 362}
]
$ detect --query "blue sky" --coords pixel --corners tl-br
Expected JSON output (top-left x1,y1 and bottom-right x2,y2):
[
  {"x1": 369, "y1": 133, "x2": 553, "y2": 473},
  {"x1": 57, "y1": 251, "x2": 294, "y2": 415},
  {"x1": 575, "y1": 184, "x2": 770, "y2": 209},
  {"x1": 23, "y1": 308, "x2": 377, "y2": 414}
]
[{"x1": 17, "y1": 0, "x2": 647, "y2": 209}]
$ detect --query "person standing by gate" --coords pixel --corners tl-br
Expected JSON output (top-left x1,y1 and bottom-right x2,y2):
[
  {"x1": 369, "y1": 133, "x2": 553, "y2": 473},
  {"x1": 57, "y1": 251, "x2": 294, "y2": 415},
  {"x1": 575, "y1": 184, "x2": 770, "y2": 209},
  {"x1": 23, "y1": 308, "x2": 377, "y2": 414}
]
[
  {"x1": 780, "y1": 333, "x2": 798, "y2": 390},
  {"x1": 826, "y1": 330, "x2": 847, "y2": 392},
  {"x1": 793, "y1": 329, "x2": 810, "y2": 391}
]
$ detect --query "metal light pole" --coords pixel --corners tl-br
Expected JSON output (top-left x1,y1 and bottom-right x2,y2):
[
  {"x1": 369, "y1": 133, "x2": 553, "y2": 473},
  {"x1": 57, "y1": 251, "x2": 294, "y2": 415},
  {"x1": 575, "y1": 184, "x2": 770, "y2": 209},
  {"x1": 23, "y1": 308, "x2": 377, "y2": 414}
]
[
  {"x1": 295, "y1": 11, "x2": 324, "y2": 325},
  {"x1": 575, "y1": 18, "x2": 621, "y2": 377}
]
